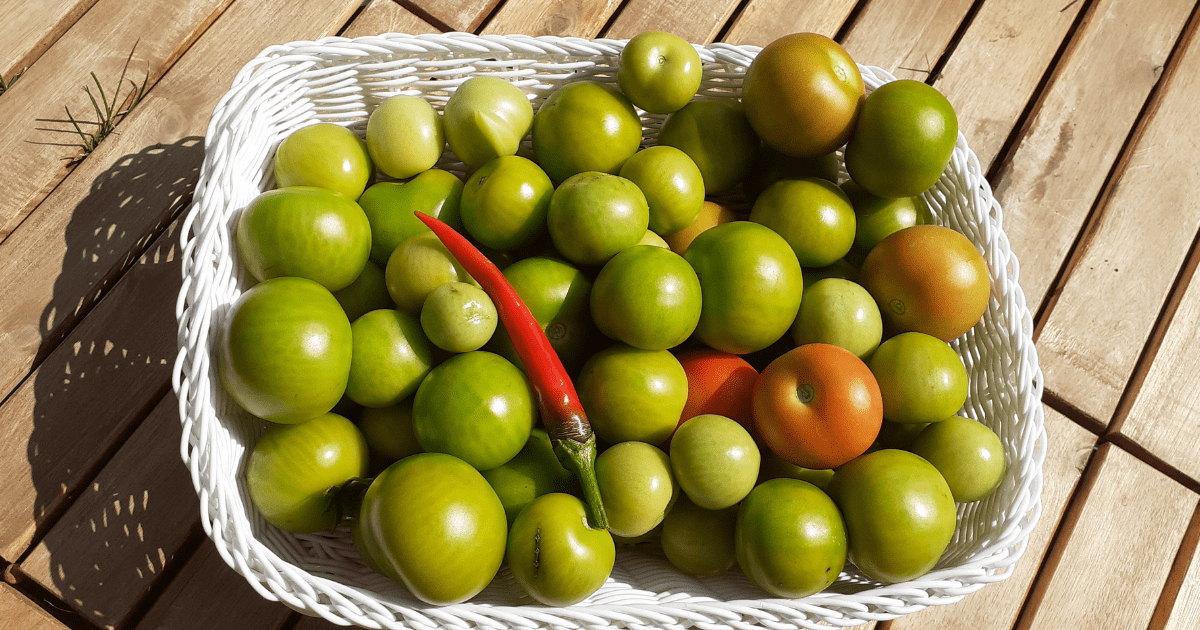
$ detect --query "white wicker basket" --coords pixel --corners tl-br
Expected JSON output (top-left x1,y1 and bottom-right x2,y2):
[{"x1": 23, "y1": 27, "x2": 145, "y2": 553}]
[{"x1": 172, "y1": 33, "x2": 1046, "y2": 630}]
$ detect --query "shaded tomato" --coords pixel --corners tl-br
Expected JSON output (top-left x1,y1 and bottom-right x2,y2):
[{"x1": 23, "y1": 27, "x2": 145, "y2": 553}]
[{"x1": 752, "y1": 343, "x2": 882, "y2": 469}]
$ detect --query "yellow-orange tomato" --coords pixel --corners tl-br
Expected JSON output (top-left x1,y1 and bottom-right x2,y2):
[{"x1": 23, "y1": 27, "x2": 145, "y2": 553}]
[
  {"x1": 662, "y1": 200, "x2": 736, "y2": 256},
  {"x1": 740, "y1": 33, "x2": 864, "y2": 158},
  {"x1": 674, "y1": 349, "x2": 759, "y2": 438},
  {"x1": 752, "y1": 344, "x2": 882, "y2": 469},
  {"x1": 859, "y1": 225, "x2": 990, "y2": 342}
]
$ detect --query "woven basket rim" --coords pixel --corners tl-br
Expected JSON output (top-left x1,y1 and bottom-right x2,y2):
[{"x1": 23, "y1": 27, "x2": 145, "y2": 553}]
[{"x1": 172, "y1": 31, "x2": 1047, "y2": 630}]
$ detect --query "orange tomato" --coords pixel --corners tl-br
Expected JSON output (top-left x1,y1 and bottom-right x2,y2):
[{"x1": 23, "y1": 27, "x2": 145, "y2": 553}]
[
  {"x1": 752, "y1": 343, "x2": 882, "y2": 469},
  {"x1": 673, "y1": 349, "x2": 758, "y2": 438}
]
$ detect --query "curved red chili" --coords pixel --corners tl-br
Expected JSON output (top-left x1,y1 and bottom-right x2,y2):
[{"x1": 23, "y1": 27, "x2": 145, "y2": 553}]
[{"x1": 414, "y1": 212, "x2": 608, "y2": 529}]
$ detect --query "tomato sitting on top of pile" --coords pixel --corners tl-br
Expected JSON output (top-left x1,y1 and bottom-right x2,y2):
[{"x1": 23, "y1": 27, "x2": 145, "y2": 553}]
[{"x1": 221, "y1": 29, "x2": 1006, "y2": 607}]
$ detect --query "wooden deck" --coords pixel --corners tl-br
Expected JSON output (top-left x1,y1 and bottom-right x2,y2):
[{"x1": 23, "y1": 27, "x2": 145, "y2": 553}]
[{"x1": 1, "y1": 0, "x2": 1198, "y2": 628}]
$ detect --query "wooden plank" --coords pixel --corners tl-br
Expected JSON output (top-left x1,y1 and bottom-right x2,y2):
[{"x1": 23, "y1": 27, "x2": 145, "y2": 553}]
[
  {"x1": 1162, "y1": 514, "x2": 1200, "y2": 630},
  {"x1": 603, "y1": 0, "x2": 742, "y2": 43},
  {"x1": 0, "y1": 583, "x2": 70, "y2": 630},
  {"x1": 721, "y1": 0, "x2": 858, "y2": 46},
  {"x1": 131, "y1": 542, "x2": 292, "y2": 630},
  {"x1": 992, "y1": 0, "x2": 1192, "y2": 311},
  {"x1": 888, "y1": 406, "x2": 1096, "y2": 629},
  {"x1": 0, "y1": 0, "x2": 233, "y2": 242},
  {"x1": 482, "y1": 0, "x2": 622, "y2": 37},
  {"x1": 342, "y1": 0, "x2": 442, "y2": 38},
  {"x1": 0, "y1": 0, "x2": 98, "y2": 81},
  {"x1": 0, "y1": 0, "x2": 366, "y2": 411},
  {"x1": 1035, "y1": 12, "x2": 1200, "y2": 426},
  {"x1": 16, "y1": 395, "x2": 200, "y2": 630},
  {"x1": 1020, "y1": 444, "x2": 1197, "y2": 630},
  {"x1": 931, "y1": 0, "x2": 1085, "y2": 171},
  {"x1": 406, "y1": 0, "x2": 501, "y2": 32},
  {"x1": 839, "y1": 0, "x2": 974, "y2": 80}
]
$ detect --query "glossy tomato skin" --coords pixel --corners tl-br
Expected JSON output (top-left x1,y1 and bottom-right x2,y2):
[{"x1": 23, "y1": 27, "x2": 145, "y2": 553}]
[
  {"x1": 590, "y1": 245, "x2": 702, "y2": 351},
  {"x1": 546, "y1": 172, "x2": 650, "y2": 267},
  {"x1": 246, "y1": 412, "x2": 368, "y2": 533},
  {"x1": 752, "y1": 343, "x2": 882, "y2": 470},
  {"x1": 657, "y1": 100, "x2": 758, "y2": 194},
  {"x1": 532, "y1": 81, "x2": 642, "y2": 183},
  {"x1": 860, "y1": 225, "x2": 990, "y2": 341},
  {"x1": 674, "y1": 349, "x2": 758, "y2": 437},
  {"x1": 443, "y1": 76, "x2": 534, "y2": 168},
  {"x1": 577, "y1": 344, "x2": 688, "y2": 445},
  {"x1": 358, "y1": 170, "x2": 464, "y2": 266},
  {"x1": 868, "y1": 332, "x2": 968, "y2": 424},
  {"x1": 273, "y1": 123, "x2": 373, "y2": 199},
  {"x1": 220, "y1": 277, "x2": 353, "y2": 424},
  {"x1": 595, "y1": 441, "x2": 678, "y2": 538},
  {"x1": 618, "y1": 31, "x2": 702, "y2": 114},
  {"x1": 366, "y1": 95, "x2": 444, "y2": 180},
  {"x1": 749, "y1": 178, "x2": 856, "y2": 268},
  {"x1": 359, "y1": 453, "x2": 507, "y2": 604},
  {"x1": 489, "y1": 256, "x2": 594, "y2": 373},
  {"x1": 670, "y1": 414, "x2": 759, "y2": 510},
  {"x1": 910, "y1": 416, "x2": 1006, "y2": 502},
  {"x1": 840, "y1": 178, "x2": 930, "y2": 265},
  {"x1": 346, "y1": 309, "x2": 433, "y2": 408},
  {"x1": 506, "y1": 493, "x2": 615, "y2": 606},
  {"x1": 741, "y1": 33, "x2": 864, "y2": 158},
  {"x1": 461, "y1": 155, "x2": 555, "y2": 251},
  {"x1": 618, "y1": 146, "x2": 705, "y2": 235},
  {"x1": 844, "y1": 79, "x2": 957, "y2": 198}
]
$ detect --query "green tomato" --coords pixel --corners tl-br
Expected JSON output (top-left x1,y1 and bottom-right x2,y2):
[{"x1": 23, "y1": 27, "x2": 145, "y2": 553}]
[
  {"x1": 840, "y1": 178, "x2": 930, "y2": 265},
  {"x1": 736, "y1": 478, "x2": 846, "y2": 597},
  {"x1": 638, "y1": 229, "x2": 670, "y2": 248},
  {"x1": 657, "y1": 99, "x2": 757, "y2": 194},
  {"x1": 460, "y1": 155, "x2": 554, "y2": 251},
  {"x1": 828, "y1": 449, "x2": 956, "y2": 584},
  {"x1": 749, "y1": 178, "x2": 856, "y2": 268},
  {"x1": 488, "y1": 256, "x2": 594, "y2": 373},
  {"x1": 533, "y1": 81, "x2": 642, "y2": 183},
  {"x1": 618, "y1": 146, "x2": 705, "y2": 235},
  {"x1": 412, "y1": 351, "x2": 535, "y2": 470},
  {"x1": 273, "y1": 123, "x2": 373, "y2": 199},
  {"x1": 384, "y1": 231, "x2": 475, "y2": 313},
  {"x1": 670, "y1": 414, "x2": 759, "y2": 510},
  {"x1": 481, "y1": 428, "x2": 580, "y2": 525},
  {"x1": 618, "y1": 31, "x2": 702, "y2": 115},
  {"x1": 791, "y1": 278, "x2": 883, "y2": 360},
  {"x1": 506, "y1": 493, "x2": 615, "y2": 606},
  {"x1": 357, "y1": 401, "x2": 422, "y2": 474},
  {"x1": 420, "y1": 281, "x2": 498, "y2": 353},
  {"x1": 910, "y1": 416, "x2": 1006, "y2": 502},
  {"x1": 595, "y1": 441, "x2": 677, "y2": 538},
  {"x1": 743, "y1": 143, "x2": 840, "y2": 202},
  {"x1": 219, "y1": 277, "x2": 352, "y2": 423},
  {"x1": 757, "y1": 449, "x2": 835, "y2": 491},
  {"x1": 590, "y1": 245, "x2": 701, "y2": 351},
  {"x1": 546, "y1": 172, "x2": 649, "y2": 266},
  {"x1": 444, "y1": 76, "x2": 534, "y2": 168},
  {"x1": 577, "y1": 344, "x2": 688, "y2": 445},
  {"x1": 366, "y1": 95, "x2": 445, "y2": 180},
  {"x1": 346, "y1": 309, "x2": 433, "y2": 408},
  {"x1": 359, "y1": 453, "x2": 507, "y2": 604},
  {"x1": 332, "y1": 260, "x2": 393, "y2": 322},
  {"x1": 236, "y1": 187, "x2": 372, "y2": 292},
  {"x1": 246, "y1": 413, "x2": 368, "y2": 533},
  {"x1": 358, "y1": 170, "x2": 464, "y2": 266},
  {"x1": 660, "y1": 494, "x2": 738, "y2": 578},
  {"x1": 844, "y1": 79, "x2": 958, "y2": 198},
  {"x1": 684, "y1": 221, "x2": 804, "y2": 354},
  {"x1": 868, "y1": 332, "x2": 968, "y2": 424}
]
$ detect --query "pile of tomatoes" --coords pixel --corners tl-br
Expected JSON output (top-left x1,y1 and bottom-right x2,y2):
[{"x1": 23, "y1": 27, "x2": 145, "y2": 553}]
[{"x1": 220, "y1": 30, "x2": 1007, "y2": 608}]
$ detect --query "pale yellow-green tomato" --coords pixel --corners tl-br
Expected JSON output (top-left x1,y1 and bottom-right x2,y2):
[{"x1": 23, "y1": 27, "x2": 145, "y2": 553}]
[
  {"x1": 637, "y1": 229, "x2": 670, "y2": 248},
  {"x1": 420, "y1": 282, "x2": 499, "y2": 353},
  {"x1": 444, "y1": 76, "x2": 534, "y2": 168},
  {"x1": 385, "y1": 232, "x2": 475, "y2": 313},
  {"x1": 367, "y1": 95, "x2": 445, "y2": 179}
]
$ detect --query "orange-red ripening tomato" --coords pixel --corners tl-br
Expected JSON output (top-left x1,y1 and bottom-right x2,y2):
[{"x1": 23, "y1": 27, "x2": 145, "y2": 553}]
[
  {"x1": 859, "y1": 224, "x2": 990, "y2": 342},
  {"x1": 673, "y1": 349, "x2": 758, "y2": 438},
  {"x1": 752, "y1": 343, "x2": 882, "y2": 470}
]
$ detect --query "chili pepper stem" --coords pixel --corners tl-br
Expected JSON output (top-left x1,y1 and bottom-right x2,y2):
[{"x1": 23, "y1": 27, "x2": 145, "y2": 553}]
[{"x1": 552, "y1": 434, "x2": 608, "y2": 530}]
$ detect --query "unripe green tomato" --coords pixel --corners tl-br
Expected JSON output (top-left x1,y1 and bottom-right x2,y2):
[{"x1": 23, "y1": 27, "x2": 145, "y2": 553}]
[
  {"x1": 358, "y1": 170, "x2": 464, "y2": 266},
  {"x1": 590, "y1": 245, "x2": 701, "y2": 351},
  {"x1": 366, "y1": 95, "x2": 445, "y2": 180},
  {"x1": 617, "y1": 31, "x2": 702, "y2": 115},
  {"x1": 332, "y1": 260, "x2": 393, "y2": 323},
  {"x1": 660, "y1": 494, "x2": 737, "y2": 578},
  {"x1": 910, "y1": 416, "x2": 1006, "y2": 502},
  {"x1": 385, "y1": 232, "x2": 475, "y2": 313},
  {"x1": 670, "y1": 414, "x2": 760, "y2": 510},
  {"x1": 481, "y1": 429, "x2": 580, "y2": 525},
  {"x1": 657, "y1": 99, "x2": 757, "y2": 194},
  {"x1": 273, "y1": 123, "x2": 373, "y2": 199},
  {"x1": 618, "y1": 146, "x2": 705, "y2": 235},
  {"x1": 595, "y1": 441, "x2": 677, "y2": 538},
  {"x1": 506, "y1": 493, "x2": 615, "y2": 606},
  {"x1": 577, "y1": 344, "x2": 688, "y2": 445},
  {"x1": 357, "y1": 401, "x2": 422, "y2": 474},
  {"x1": 532, "y1": 81, "x2": 642, "y2": 183},
  {"x1": 868, "y1": 332, "x2": 968, "y2": 424},
  {"x1": 488, "y1": 256, "x2": 594, "y2": 373},
  {"x1": 346, "y1": 309, "x2": 434, "y2": 408},
  {"x1": 840, "y1": 178, "x2": 930, "y2": 266},
  {"x1": 749, "y1": 178, "x2": 856, "y2": 268},
  {"x1": 743, "y1": 143, "x2": 840, "y2": 202},
  {"x1": 420, "y1": 281, "x2": 498, "y2": 353},
  {"x1": 790, "y1": 278, "x2": 883, "y2": 360},
  {"x1": 444, "y1": 76, "x2": 534, "y2": 168},
  {"x1": 546, "y1": 172, "x2": 649, "y2": 267},
  {"x1": 460, "y1": 155, "x2": 554, "y2": 251}
]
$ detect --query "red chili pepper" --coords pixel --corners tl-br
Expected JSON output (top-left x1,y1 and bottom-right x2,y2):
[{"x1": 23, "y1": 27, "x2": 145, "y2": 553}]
[{"x1": 414, "y1": 212, "x2": 608, "y2": 529}]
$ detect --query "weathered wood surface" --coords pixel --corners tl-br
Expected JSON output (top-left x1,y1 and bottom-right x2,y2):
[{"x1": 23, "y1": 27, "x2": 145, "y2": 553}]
[
  {"x1": 0, "y1": 583, "x2": 70, "y2": 630},
  {"x1": 722, "y1": 0, "x2": 858, "y2": 45},
  {"x1": 840, "y1": 0, "x2": 974, "y2": 81},
  {"x1": 0, "y1": 0, "x2": 98, "y2": 82}
]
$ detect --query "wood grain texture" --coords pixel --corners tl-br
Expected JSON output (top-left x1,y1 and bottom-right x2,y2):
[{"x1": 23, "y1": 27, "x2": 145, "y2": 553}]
[
  {"x1": 932, "y1": 0, "x2": 1084, "y2": 171},
  {"x1": 722, "y1": 0, "x2": 858, "y2": 46},
  {"x1": 992, "y1": 0, "x2": 1191, "y2": 311},
  {"x1": 407, "y1": 0, "x2": 501, "y2": 31},
  {"x1": 0, "y1": 0, "x2": 366, "y2": 428},
  {"x1": 888, "y1": 406, "x2": 1095, "y2": 630},
  {"x1": 1036, "y1": 9, "x2": 1200, "y2": 426},
  {"x1": 483, "y1": 0, "x2": 622, "y2": 37},
  {"x1": 0, "y1": 583, "x2": 69, "y2": 630},
  {"x1": 0, "y1": 0, "x2": 233, "y2": 242},
  {"x1": 17, "y1": 395, "x2": 199, "y2": 630},
  {"x1": 603, "y1": 0, "x2": 742, "y2": 43},
  {"x1": 0, "y1": 0, "x2": 98, "y2": 81},
  {"x1": 130, "y1": 542, "x2": 292, "y2": 630},
  {"x1": 342, "y1": 0, "x2": 442, "y2": 38},
  {"x1": 1021, "y1": 444, "x2": 1197, "y2": 630},
  {"x1": 1163, "y1": 521, "x2": 1200, "y2": 630},
  {"x1": 840, "y1": 0, "x2": 974, "y2": 79}
]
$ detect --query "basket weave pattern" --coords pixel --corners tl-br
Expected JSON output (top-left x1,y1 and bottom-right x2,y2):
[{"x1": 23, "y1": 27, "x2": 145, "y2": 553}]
[{"x1": 172, "y1": 33, "x2": 1047, "y2": 630}]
